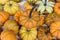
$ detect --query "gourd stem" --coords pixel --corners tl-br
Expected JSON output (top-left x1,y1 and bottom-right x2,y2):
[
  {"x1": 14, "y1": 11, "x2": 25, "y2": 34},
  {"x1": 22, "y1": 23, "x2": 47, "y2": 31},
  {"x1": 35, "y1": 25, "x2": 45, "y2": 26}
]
[{"x1": 29, "y1": 4, "x2": 38, "y2": 18}]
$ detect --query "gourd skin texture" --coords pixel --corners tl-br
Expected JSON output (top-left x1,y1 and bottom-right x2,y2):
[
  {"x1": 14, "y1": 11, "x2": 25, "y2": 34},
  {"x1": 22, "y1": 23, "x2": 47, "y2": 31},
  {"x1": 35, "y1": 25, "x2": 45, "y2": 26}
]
[
  {"x1": 50, "y1": 21, "x2": 60, "y2": 39},
  {"x1": 10, "y1": 0, "x2": 22, "y2": 2},
  {"x1": 0, "y1": 11, "x2": 9, "y2": 26},
  {"x1": 4, "y1": 1, "x2": 19, "y2": 15},
  {"x1": 19, "y1": 26, "x2": 37, "y2": 40},
  {"x1": 1, "y1": 30, "x2": 18, "y2": 40},
  {"x1": 19, "y1": 10, "x2": 39, "y2": 29},
  {"x1": 0, "y1": 0, "x2": 9, "y2": 4},
  {"x1": 54, "y1": 3, "x2": 60, "y2": 15},
  {"x1": 3, "y1": 20, "x2": 19, "y2": 34}
]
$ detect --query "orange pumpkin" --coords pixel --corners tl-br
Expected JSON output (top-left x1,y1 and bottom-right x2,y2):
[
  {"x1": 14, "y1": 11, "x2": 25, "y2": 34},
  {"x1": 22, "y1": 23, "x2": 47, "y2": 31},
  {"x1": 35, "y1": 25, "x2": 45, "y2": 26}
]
[
  {"x1": 14, "y1": 10, "x2": 24, "y2": 22},
  {"x1": 37, "y1": 15, "x2": 44, "y2": 26},
  {"x1": 0, "y1": 11, "x2": 9, "y2": 26},
  {"x1": 45, "y1": 13, "x2": 60, "y2": 26},
  {"x1": 1, "y1": 30, "x2": 18, "y2": 40},
  {"x1": 23, "y1": 2, "x2": 33, "y2": 10},
  {"x1": 38, "y1": 27, "x2": 52, "y2": 40},
  {"x1": 54, "y1": 3, "x2": 60, "y2": 15},
  {"x1": 19, "y1": 10, "x2": 39, "y2": 29},
  {"x1": 50, "y1": 21, "x2": 60, "y2": 39}
]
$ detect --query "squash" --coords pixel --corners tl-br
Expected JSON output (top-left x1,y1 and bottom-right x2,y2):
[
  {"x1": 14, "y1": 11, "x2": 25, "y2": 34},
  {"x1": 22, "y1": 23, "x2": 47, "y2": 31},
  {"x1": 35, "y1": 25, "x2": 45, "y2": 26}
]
[
  {"x1": 27, "y1": 0, "x2": 40, "y2": 5},
  {"x1": 4, "y1": 1, "x2": 20, "y2": 15},
  {"x1": 38, "y1": 27, "x2": 52, "y2": 40},
  {"x1": 14, "y1": 10, "x2": 24, "y2": 22},
  {"x1": 19, "y1": 10, "x2": 39, "y2": 29},
  {"x1": 37, "y1": 14, "x2": 44, "y2": 26},
  {"x1": 36, "y1": 0, "x2": 54, "y2": 14},
  {"x1": 1, "y1": 30, "x2": 18, "y2": 40},
  {"x1": 23, "y1": 2, "x2": 33, "y2": 10},
  {"x1": 19, "y1": 26, "x2": 37, "y2": 40},
  {"x1": 0, "y1": 0, "x2": 9, "y2": 4},
  {"x1": 50, "y1": 21, "x2": 60, "y2": 39},
  {"x1": 56, "y1": 0, "x2": 60, "y2": 2},
  {"x1": 54, "y1": 3, "x2": 60, "y2": 15},
  {"x1": 0, "y1": 11, "x2": 9, "y2": 26},
  {"x1": 45, "y1": 13, "x2": 60, "y2": 26},
  {"x1": 3, "y1": 20, "x2": 19, "y2": 34}
]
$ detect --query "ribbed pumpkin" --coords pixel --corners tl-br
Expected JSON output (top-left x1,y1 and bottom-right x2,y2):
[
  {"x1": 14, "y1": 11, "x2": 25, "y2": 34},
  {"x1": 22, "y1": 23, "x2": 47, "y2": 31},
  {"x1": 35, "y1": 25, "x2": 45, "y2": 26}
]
[
  {"x1": 45, "y1": 13, "x2": 60, "y2": 26},
  {"x1": 3, "y1": 20, "x2": 19, "y2": 34},
  {"x1": 1, "y1": 30, "x2": 18, "y2": 40},
  {"x1": 54, "y1": 3, "x2": 60, "y2": 15},
  {"x1": 19, "y1": 10, "x2": 39, "y2": 29},
  {"x1": 50, "y1": 21, "x2": 60, "y2": 39},
  {"x1": 14, "y1": 10, "x2": 24, "y2": 22},
  {"x1": 4, "y1": 1, "x2": 19, "y2": 15},
  {"x1": 0, "y1": 11, "x2": 9, "y2": 26},
  {"x1": 19, "y1": 26, "x2": 37, "y2": 40},
  {"x1": 0, "y1": 0, "x2": 9, "y2": 4},
  {"x1": 37, "y1": 14, "x2": 44, "y2": 26},
  {"x1": 38, "y1": 27, "x2": 52, "y2": 40},
  {"x1": 23, "y1": 2, "x2": 33, "y2": 10}
]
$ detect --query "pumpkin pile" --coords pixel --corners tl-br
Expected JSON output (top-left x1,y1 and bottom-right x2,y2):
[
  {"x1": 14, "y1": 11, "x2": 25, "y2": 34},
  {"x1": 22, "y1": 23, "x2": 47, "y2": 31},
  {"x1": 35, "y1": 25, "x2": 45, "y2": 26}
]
[{"x1": 0, "y1": 0, "x2": 60, "y2": 40}]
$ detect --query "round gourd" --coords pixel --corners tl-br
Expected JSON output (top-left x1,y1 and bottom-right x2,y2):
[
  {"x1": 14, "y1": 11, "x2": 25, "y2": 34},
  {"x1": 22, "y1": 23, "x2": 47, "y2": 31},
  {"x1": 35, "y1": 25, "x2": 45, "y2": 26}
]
[
  {"x1": 3, "y1": 20, "x2": 19, "y2": 34},
  {"x1": 14, "y1": 10, "x2": 24, "y2": 22},
  {"x1": 50, "y1": 21, "x2": 60, "y2": 39},
  {"x1": 38, "y1": 27, "x2": 52, "y2": 40},
  {"x1": 45, "y1": 13, "x2": 60, "y2": 26},
  {"x1": 19, "y1": 26, "x2": 37, "y2": 40},
  {"x1": 0, "y1": 11, "x2": 9, "y2": 26},
  {"x1": 1, "y1": 30, "x2": 18, "y2": 40},
  {"x1": 23, "y1": 2, "x2": 33, "y2": 10},
  {"x1": 19, "y1": 10, "x2": 39, "y2": 29},
  {"x1": 54, "y1": 3, "x2": 60, "y2": 15},
  {"x1": 37, "y1": 14, "x2": 44, "y2": 26},
  {"x1": 4, "y1": 1, "x2": 20, "y2": 15},
  {"x1": 0, "y1": 0, "x2": 9, "y2": 4}
]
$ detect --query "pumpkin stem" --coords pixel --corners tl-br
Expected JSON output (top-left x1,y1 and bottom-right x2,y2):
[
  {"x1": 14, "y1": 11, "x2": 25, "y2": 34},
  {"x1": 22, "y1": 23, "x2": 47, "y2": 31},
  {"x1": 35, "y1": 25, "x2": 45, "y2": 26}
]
[
  {"x1": 29, "y1": 4, "x2": 38, "y2": 18},
  {"x1": 9, "y1": 4, "x2": 12, "y2": 7}
]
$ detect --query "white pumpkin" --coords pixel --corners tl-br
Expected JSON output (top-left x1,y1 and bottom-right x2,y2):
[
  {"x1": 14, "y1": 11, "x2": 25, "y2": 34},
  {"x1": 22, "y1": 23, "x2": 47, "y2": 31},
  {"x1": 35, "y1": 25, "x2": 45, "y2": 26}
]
[{"x1": 36, "y1": 0, "x2": 55, "y2": 14}]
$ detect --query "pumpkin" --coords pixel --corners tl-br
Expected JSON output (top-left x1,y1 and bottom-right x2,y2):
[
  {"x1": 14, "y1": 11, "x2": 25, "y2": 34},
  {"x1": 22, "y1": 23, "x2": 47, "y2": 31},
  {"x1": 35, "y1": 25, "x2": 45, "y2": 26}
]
[
  {"x1": 4, "y1": 1, "x2": 20, "y2": 15},
  {"x1": 10, "y1": 0, "x2": 22, "y2": 2},
  {"x1": 14, "y1": 10, "x2": 24, "y2": 22},
  {"x1": 3, "y1": 20, "x2": 19, "y2": 34},
  {"x1": 50, "y1": 21, "x2": 60, "y2": 39},
  {"x1": 54, "y1": 3, "x2": 60, "y2": 15},
  {"x1": 56, "y1": 0, "x2": 60, "y2": 2},
  {"x1": 36, "y1": 0, "x2": 54, "y2": 14},
  {"x1": 0, "y1": 0, "x2": 9, "y2": 4},
  {"x1": 27, "y1": 0, "x2": 40, "y2": 5},
  {"x1": 1, "y1": 30, "x2": 18, "y2": 40},
  {"x1": 45, "y1": 13, "x2": 60, "y2": 26},
  {"x1": 19, "y1": 26, "x2": 37, "y2": 40},
  {"x1": 38, "y1": 27, "x2": 52, "y2": 40},
  {"x1": 19, "y1": 9, "x2": 39, "y2": 29},
  {"x1": 23, "y1": 2, "x2": 33, "y2": 10},
  {"x1": 0, "y1": 11, "x2": 9, "y2": 26},
  {"x1": 37, "y1": 14, "x2": 44, "y2": 26}
]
